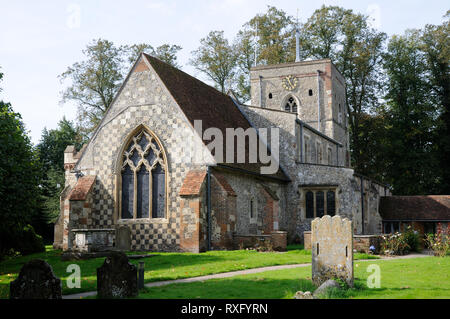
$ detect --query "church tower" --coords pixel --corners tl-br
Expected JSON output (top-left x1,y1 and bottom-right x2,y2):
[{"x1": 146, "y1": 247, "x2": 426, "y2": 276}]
[{"x1": 249, "y1": 43, "x2": 350, "y2": 164}]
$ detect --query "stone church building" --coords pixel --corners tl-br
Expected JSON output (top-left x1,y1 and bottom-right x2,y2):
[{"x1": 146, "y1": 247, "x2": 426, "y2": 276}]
[{"x1": 53, "y1": 52, "x2": 391, "y2": 253}]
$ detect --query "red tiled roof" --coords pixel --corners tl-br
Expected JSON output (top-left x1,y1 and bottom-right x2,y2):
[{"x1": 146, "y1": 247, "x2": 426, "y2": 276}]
[
  {"x1": 179, "y1": 170, "x2": 207, "y2": 196},
  {"x1": 212, "y1": 172, "x2": 236, "y2": 196},
  {"x1": 380, "y1": 196, "x2": 450, "y2": 221},
  {"x1": 68, "y1": 176, "x2": 96, "y2": 201},
  {"x1": 143, "y1": 54, "x2": 289, "y2": 182}
]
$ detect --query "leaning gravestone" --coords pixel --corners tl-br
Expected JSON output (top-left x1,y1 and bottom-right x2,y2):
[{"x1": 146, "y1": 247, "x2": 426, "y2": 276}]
[
  {"x1": 115, "y1": 226, "x2": 131, "y2": 251},
  {"x1": 97, "y1": 252, "x2": 138, "y2": 298},
  {"x1": 10, "y1": 259, "x2": 62, "y2": 299},
  {"x1": 311, "y1": 215, "x2": 353, "y2": 287}
]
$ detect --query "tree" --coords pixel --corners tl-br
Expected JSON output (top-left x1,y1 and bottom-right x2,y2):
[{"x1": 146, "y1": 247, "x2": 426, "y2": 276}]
[
  {"x1": 60, "y1": 39, "x2": 182, "y2": 135},
  {"x1": 37, "y1": 117, "x2": 85, "y2": 171},
  {"x1": 421, "y1": 12, "x2": 450, "y2": 193},
  {"x1": 382, "y1": 31, "x2": 441, "y2": 195},
  {"x1": 242, "y1": 6, "x2": 295, "y2": 65},
  {"x1": 126, "y1": 43, "x2": 182, "y2": 67},
  {"x1": 300, "y1": 5, "x2": 387, "y2": 174},
  {"x1": 232, "y1": 30, "x2": 256, "y2": 102},
  {"x1": 36, "y1": 118, "x2": 85, "y2": 231},
  {"x1": 190, "y1": 31, "x2": 237, "y2": 93},
  {"x1": 231, "y1": 6, "x2": 295, "y2": 99},
  {"x1": 59, "y1": 39, "x2": 125, "y2": 134},
  {"x1": 0, "y1": 99, "x2": 42, "y2": 257}
]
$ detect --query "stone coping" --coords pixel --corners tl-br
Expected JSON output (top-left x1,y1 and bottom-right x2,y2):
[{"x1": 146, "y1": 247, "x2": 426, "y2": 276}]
[
  {"x1": 234, "y1": 234, "x2": 272, "y2": 238},
  {"x1": 71, "y1": 229, "x2": 115, "y2": 232}
]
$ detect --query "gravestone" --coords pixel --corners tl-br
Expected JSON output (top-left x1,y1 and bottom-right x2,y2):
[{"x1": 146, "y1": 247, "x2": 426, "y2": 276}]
[
  {"x1": 311, "y1": 215, "x2": 353, "y2": 287},
  {"x1": 97, "y1": 252, "x2": 138, "y2": 298},
  {"x1": 10, "y1": 259, "x2": 62, "y2": 299},
  {"x1": 115, "y1": 226, "x2": 131, "y2": 251}
]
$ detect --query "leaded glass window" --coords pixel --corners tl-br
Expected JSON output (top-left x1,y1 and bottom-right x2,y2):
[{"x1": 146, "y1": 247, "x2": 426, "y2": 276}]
[
  {"x1": 316, "y1": 191, "x2": 325, "y2": 217},
  {"x1": 306, "y1": 191, "x2": 314, "y2": 218},
  {"x1": 327, "y1": 191, "x2": 336, "y2": 216},
  {"x1": 284, "y1": 96, "x2": 298, "y2": 113},
  {"x1": 303, "y1": 189, "x2": 337, "y2": 219},
  {"x1": 121, "y1": 129, "x2": 166, "y2": 219}
]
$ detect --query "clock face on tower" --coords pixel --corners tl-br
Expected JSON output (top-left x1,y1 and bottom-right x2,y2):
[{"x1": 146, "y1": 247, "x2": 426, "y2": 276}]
[{"x1": 282, "y1": 75, "x2": 298, "y2": 91}]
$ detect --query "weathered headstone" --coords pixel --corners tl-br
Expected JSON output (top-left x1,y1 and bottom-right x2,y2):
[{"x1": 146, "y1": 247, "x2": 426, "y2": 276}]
[
  {"x1": 115, "y1": 226, "x2": 131, "y2": 251},
  {"x1": 313, "y1": 279, "x2": 341, "y2": 297},
  {"x1": 97, "y1": 252, "x2": 138, "y2": 298},
  {"x1": 311, "y1": 215, "x2": 353, "y2": 287},
  {"x1": 10, "y1": 259, "x2": 62, "y2": 299}
]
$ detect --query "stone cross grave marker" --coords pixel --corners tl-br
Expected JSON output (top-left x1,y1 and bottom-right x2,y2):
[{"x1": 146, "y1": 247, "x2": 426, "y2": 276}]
[
  {"x1": 115, "y1": 225, "x2": 131, "y2": 251},
  {"x1": 10, "y1": 259, "x2": 62, "y2": 299},
  {"x1": 311, "y1": 215, "x2": 353, "y2": 287},
  {"x1": 97, "y1": 252, "x2": 138, "y2": 298}
]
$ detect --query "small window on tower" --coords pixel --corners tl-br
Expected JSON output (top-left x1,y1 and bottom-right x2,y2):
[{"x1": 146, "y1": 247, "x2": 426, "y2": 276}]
[
  {"x1": 284, "y1": 96, "x2": 298, "y2": 113},
  {"x1": 269, "y1": 93, "x2": 273, "y2": 99},
  {"x1": 309, "y1": 89, "x2": 313, "y2": 96}
]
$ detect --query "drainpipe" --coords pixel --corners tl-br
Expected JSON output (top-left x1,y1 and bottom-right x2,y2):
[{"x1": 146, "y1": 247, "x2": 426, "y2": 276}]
[
  {"x1": 207, "y1": 166, "x2": 212, "y2": 251},
  {"x1": 316, "y1": 70, "x2": 321, "y2": 132},
  {"x1": 361, "y1": 176, "x2": 365, "y2": 235}
]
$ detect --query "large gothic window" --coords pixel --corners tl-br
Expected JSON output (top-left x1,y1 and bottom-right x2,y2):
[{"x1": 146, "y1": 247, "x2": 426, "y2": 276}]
[
  {"x1": 284, "y1": 96, "x2": 298, "y2": 113},
  {"x1": 120, "y1": 128, "x2": 167, "y2": 219}
]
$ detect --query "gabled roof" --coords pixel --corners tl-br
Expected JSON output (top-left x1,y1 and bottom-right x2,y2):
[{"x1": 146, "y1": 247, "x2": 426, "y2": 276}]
[
  {"x1": 143, "y1": 54, "x2": 289, "y2": 182},
  {"x1": 68, "y1": 176, "x2": 96, "y2": 201},
  {"x1": 380, "y1": 196, "x2": 450, "y2": 221},
  {"x1": 179, "y1": 170, "x2": 207, "y2": 196}
]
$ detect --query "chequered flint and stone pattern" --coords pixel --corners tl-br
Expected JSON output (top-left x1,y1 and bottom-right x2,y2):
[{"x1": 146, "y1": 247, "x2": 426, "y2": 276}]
[{"x1": 75, "y1": 67, "x2": 214, "y2": 251}]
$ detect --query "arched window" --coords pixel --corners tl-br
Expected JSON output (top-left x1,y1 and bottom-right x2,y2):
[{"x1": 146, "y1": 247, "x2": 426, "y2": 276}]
[
  {"x1": 120, "y1": 128, "x2": 167, "y2": 219},
  {"x1": 284, "y1": 96, "x2": 298, "y2": 113}
]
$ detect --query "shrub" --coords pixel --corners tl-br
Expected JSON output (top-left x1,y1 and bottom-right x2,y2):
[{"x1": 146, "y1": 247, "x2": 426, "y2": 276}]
[
  {"x1": 380, "y1": 232, "x2": 410, "y2": 255},
  {"x1": 424, "y1": 225, "x2": 449, "y2": 257},
  {"x1": 15, "y1": 224, "x2": 45, "y2": 256},
  {"x1": 402, "y1": 226, "x2": 422, "y2": 252}
]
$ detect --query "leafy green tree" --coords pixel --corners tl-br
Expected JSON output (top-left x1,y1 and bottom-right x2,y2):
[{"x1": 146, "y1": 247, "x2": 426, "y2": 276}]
[
  {"x1": 126, "y1": 43, "x2": 182, "y2": 67},
  {"x1": 231, "y1": 6, "x2": 295, "y2": 99},
  {"x1": 59, "y1": 39, "x2": 124, "y2": 134},
  {"x1": 421, "y1": 12, "x2": 450, "y2": 193},
  {"x1": 190, "y1": 31, "x2": 237, "y2": 93},
  {"x1": 382, "y1": 31, "x2": 441, "y2": 195},
  {"x1": 0, "y1": 99, "x2": 42, "y2": 257},
  {"x1": 352, "y1": 112, "x2": 390, "y2": 183},
  {"x1": 37, "y1": 117, "x2": 85, "y2": 171},
  {"x1": 243, "y1": 6, "x2": 295, "y2": 65},
  {"x1": 36, "y1": 118, "x2": 85, "y2": 231},
  {"x1": 300, "y1": 6, "x2": 387, "y2": 174},
  {"x1": 60, "y1": 39, "x2": 182, "y2": 135},
  {"x1": 232, "y1": 30, "x2": 256, "y2": 102}
]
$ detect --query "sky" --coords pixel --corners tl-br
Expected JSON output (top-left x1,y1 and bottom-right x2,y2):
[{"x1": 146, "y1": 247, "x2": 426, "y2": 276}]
[{"x1": 0, "y1": 0, "x2": 448, "y2": 144}]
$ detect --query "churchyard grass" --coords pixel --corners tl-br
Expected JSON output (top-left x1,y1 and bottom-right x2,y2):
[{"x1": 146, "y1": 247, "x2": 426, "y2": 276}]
[
  {"x1": 0, "y1": 245, "x2": 378, "y2": 298},
  {"x1": 137, "y1": 257, "x2": 450, "y2": 299}
]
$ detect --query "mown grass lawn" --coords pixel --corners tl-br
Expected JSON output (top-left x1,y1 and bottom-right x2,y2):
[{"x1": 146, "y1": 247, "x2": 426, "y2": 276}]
[
  {"x1": 138, "y1": 257, "x2": 450, "y2": 299},
  {"x1": 0, "y1": 245, "x2": 379, "y2": 299}
]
